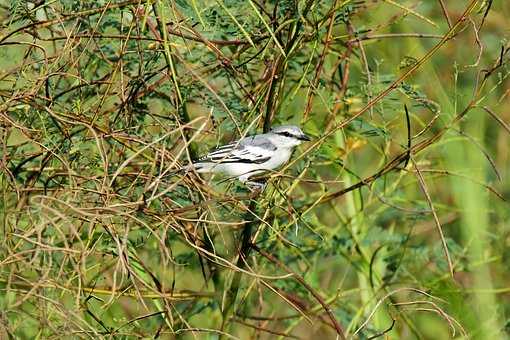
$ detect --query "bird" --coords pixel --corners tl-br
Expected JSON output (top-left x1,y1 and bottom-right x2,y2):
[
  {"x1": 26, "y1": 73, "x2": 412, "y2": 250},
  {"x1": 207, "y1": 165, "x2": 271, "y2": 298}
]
[{"x1": 185, "y1": 125, "x2": 311, "y2": 189}]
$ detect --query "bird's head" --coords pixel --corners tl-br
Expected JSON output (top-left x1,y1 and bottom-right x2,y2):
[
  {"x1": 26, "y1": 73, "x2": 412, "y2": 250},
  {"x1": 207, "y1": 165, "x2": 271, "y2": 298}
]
[{"x1": 269, "y1": 125, "x2": 311, "y2": 147}]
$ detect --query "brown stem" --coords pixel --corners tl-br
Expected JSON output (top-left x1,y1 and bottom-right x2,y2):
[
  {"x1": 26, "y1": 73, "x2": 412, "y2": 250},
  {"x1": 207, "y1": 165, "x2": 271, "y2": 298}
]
[{"x1": 254, "y1": 246, "x2": 346, "y2": 340}]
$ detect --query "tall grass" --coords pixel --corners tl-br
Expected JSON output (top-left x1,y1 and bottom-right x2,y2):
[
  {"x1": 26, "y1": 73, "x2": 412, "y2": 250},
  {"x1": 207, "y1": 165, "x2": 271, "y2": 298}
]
[{"x1": 0, "y1": 0, "x2": 509, "y2": 339}]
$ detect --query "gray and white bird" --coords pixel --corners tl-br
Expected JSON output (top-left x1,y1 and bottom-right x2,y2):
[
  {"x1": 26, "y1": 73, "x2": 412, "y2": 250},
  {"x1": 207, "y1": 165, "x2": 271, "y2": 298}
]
[{"x1": 187, "y1": 125, "x2": 310, "y2": 188}]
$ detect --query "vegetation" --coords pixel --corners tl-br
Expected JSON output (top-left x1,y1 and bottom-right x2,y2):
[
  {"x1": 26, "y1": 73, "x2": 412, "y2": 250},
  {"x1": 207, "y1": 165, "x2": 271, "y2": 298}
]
[{"x1": 0, "y1": 0, "x2": 509, "y2": 338}]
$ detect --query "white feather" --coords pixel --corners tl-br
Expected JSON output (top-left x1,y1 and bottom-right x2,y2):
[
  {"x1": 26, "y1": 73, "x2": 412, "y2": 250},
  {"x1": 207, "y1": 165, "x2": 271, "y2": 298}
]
[{"x1": 189, "y1": 125, "x2": 309, "y2": 184}]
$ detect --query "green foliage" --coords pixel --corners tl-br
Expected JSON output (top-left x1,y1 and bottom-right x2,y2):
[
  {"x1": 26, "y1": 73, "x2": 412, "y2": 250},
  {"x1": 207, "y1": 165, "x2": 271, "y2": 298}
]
[{"x1": 0, "y1": 0, "x2": 509, "y2": 339}]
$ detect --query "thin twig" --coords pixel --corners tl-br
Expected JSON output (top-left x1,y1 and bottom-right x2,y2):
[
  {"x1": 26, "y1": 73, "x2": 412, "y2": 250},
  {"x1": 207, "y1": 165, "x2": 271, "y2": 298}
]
[{"x1": 411, "y1": 157, "x2": 454, "y2": 277}]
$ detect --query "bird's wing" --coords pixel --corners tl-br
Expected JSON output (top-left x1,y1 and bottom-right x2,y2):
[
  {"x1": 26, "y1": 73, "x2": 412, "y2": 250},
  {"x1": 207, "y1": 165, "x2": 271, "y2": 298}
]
[{"x1": 196, "y1": 135, "x2": 276, "y2": 164}]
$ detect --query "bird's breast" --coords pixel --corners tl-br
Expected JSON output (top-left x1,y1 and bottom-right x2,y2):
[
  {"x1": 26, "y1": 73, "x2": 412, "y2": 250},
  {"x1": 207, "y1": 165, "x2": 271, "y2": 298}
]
[{"x1": 263, "y1": 148, "x2": 292, "y2": 169}]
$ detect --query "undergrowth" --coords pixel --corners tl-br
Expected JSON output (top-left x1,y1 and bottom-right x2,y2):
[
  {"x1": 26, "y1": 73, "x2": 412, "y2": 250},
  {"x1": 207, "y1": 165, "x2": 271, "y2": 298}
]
[{"x1": 0, "y1": 0, "x2": 509, "y2": 339}]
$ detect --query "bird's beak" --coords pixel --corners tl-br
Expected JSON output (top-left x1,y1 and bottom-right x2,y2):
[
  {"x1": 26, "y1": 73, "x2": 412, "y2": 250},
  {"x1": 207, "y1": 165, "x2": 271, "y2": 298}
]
[{"x1": 299, "y1": 133, "x2": 311, "y2": 141}]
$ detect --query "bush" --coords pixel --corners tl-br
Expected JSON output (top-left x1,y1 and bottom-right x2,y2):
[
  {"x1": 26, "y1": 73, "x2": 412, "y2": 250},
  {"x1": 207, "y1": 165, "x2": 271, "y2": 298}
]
[{"x1": 0, "y1": 0, "x2": 509, "y2": 338}]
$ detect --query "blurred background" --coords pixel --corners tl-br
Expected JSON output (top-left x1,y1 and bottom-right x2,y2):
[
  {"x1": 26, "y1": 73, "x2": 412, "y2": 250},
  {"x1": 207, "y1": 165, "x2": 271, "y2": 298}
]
[{"x1": 0, "y1": 0, "x2": 509, "y2": 339}]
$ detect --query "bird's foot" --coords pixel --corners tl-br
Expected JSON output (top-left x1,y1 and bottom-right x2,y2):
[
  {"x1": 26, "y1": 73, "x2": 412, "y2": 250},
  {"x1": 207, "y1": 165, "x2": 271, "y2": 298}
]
[{"x1": 245, "y1": 180, "x2": 266, "y2": 192}]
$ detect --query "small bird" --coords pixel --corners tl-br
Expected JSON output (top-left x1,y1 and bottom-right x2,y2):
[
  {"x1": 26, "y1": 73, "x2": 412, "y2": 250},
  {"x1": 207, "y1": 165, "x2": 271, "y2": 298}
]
[{"x1": 187, "y1": 125, "x2": 310, "y2": 188}]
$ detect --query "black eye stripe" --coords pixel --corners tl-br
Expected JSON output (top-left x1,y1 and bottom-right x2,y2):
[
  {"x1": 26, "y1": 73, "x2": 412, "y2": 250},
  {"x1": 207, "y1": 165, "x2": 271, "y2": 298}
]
[{"x1": 278, "y1": 131, "x2": 294, "y2": 138}]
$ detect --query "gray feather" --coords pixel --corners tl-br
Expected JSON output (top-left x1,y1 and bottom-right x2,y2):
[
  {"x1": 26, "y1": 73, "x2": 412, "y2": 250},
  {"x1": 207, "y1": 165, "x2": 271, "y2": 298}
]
[
  {"x1": 239, "y1": 135, "x2": 277, "y2": 151},
  {"x1": 196, "y1": 134, "x2": 276, "y2": 164}
]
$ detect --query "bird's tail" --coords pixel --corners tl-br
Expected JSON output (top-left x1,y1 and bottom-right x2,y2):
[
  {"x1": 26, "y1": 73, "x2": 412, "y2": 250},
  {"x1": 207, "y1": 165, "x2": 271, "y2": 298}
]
[
  {"x1": 146, "y1": 163, "x2": 193, "y2": 191},
  {"x1": 184, "y1": 161, "x2": 214, "y2": 173},
  {"x1": 175, "y1": 163, "x2": 192, "y2": 174},
  {"x1": 168, "y1": 161, "x2": 213, "y2": 176},
  {"x1": 148, "y1": 162, "x2": 213, "y2": 190}
]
